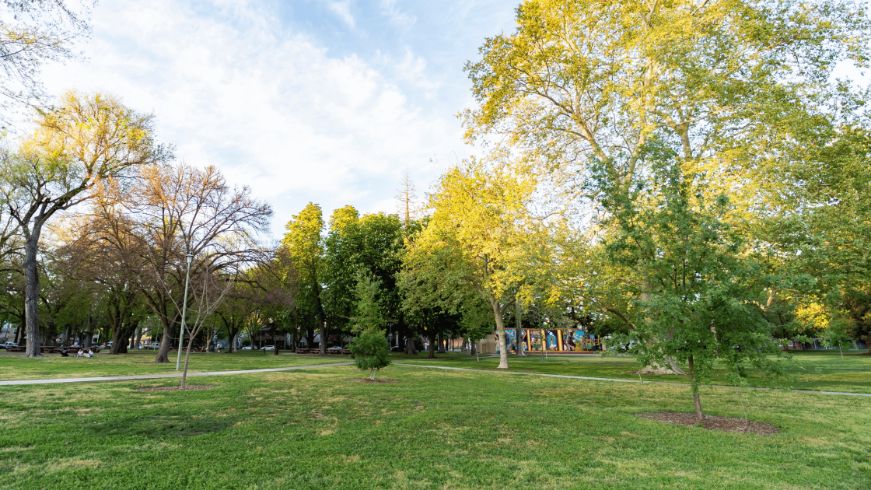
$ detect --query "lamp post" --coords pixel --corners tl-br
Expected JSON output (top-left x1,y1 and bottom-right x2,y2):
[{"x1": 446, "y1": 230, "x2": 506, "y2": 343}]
[{"x1": 175, "y1": 252, "x2": 193, "y2": 371}]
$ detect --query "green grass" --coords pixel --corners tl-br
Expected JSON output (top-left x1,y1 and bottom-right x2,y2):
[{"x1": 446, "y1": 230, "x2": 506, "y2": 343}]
[
  {"x1": 396, "y1": 351, "x2": 871, "y2": 394},
  {"x1": 0, "y1": 350, "x2": 344, "y2": 380},
  {"x1": 0, "y1": 364, "x2": 868, "y2": 488}
]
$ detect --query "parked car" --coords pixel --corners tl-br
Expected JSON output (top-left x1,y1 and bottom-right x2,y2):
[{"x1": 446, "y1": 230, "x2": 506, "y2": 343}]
[
  {"x1": 260, "y1": 345, "x2": 276, "y2": 352},
  {"x1": 1, "y1": 341, "x2": 18, "y2": 350},
  {"x1": 241, "y1": 345, "x2": 253, "y2": 350},
  {"x1": 326, "y1": 345, "x2": 344, "y2": 353}
]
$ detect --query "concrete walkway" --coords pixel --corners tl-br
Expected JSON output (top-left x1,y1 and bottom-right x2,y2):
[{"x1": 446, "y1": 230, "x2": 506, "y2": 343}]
[
  {"x1": 395, "y1": 362, "x2": 871, "y2": 398},
  {"x1": 0, "y1": 362, "x2": 353, "y2": 387}
]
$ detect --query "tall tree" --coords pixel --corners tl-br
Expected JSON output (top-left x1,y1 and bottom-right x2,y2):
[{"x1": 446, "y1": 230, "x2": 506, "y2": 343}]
[
  {"x1": 412, "y1": 158, "x2": 545, "y2": 369},
  {"x1": 282, "y1": 203, "x2": 326, "y2": 353},
  {"x1": 0, "y1": 92, "x2": 164, "y2": 357},
  {"x1": 125, "y1": 164, "x2": 271, "y2": 363},
  {"x1": 321, "y1": 205, "x2": 360, "y2": 335}
]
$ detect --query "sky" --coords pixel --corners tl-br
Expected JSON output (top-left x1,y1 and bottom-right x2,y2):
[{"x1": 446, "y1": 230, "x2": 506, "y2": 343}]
[{"x1": 38, "y1": 0, "x2": 521, "y2": 240}]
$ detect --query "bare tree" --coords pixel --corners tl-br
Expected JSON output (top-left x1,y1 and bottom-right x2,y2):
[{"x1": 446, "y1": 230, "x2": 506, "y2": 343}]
[{"x1": 121, "y1": 163, "x2": 271, "y2": 363}]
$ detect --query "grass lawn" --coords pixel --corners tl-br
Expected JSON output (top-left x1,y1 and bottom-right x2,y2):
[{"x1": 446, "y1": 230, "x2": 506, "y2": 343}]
[
  {"x1": 0, "y1": 350, "x2": 344, "y2": 381},
  {"x1": 0, "y1": 364, "x2": 868, "y2": 489},
  {"x1": 396, "y1": 351, "x2": 871, "y2": 394}
]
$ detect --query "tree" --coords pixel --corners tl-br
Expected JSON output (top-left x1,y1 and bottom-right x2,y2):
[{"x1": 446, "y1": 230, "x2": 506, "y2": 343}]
[
  {"x1": 178, "y1": 267, "x2": 234, "y2": 389},
  {"x1": 349, "y1": 271, "x2": 386, "y2": 334},
  {"x1": 0, "y1": 92, "x2": 165, "y2": 357},
  {"x1": 125, "y1": 164, "x2": 270, "y2": 363},
  {"x1": 412, "y1": 158, "x2": 546, "y2": 369},
  {"x1": 349, "y1": 328, "x2": 391, "y2": 381},
  {"x1": 399, "y1": 220, "x2": 490, "y2": 358},
  {"x1": 321, "y1": 205, "x2": 360, "y2": 334},
  {"x1": 282, "y1": 203, "x2": 326, "y2": 353},
  {"x1": 604, "y1": 150, "x2": 779, "y2": 421}
]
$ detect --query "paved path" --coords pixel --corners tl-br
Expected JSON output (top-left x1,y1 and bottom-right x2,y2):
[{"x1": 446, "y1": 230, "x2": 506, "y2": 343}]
[
  {"x1": 4, "y1": 360, "x2": 869, "y2": 399},
  {"x1": 0, "y1": 362, "x2": 353, "y2": 387},
  {"x1": 395, "y1": 362, "x2": 871, "y2": 398}
]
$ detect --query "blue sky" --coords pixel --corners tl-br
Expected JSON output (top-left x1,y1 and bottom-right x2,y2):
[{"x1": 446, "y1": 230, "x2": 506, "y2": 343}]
[{"x1": 39, "y1": 0, "x2": 520, "y2": 239}]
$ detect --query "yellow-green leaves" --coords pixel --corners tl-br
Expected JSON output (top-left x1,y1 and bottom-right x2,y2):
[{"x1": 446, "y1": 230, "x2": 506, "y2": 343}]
[{"x1": 418, "y1": 158, "x2": 542, "y2": 307}]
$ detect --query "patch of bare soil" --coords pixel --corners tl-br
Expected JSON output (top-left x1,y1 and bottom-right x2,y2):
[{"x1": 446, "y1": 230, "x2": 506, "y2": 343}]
[
  {"x1": 350, "y1": 378, "x2": 397, "y2": 384},
  {"x1": 638, "y1": 412, "x2": 778, "y2": 435},
  {"x1": 137, "y1": 385, "x2": 213, "y2": 392}
]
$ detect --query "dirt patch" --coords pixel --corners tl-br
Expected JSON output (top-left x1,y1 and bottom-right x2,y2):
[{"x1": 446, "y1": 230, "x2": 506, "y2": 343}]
[
  {"x1": 350, "y1": 378, "x2": 397, "y2": 384},
  {"x1": 638, "y1": 412, "x2": 778, "y2": 435},
  {"x1": 137, "y1": 385, "x2": 213, "y2": 392}
]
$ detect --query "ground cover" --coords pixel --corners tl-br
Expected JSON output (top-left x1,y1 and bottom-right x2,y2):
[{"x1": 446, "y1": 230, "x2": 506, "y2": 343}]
[
  {"x1": 0, "y1": 351, "x2": 340, "y2": 381},
  {"x1": 0, "y1": 364, "x2": 868, "y2": 489},
  {"x1": 395, "y1": 351, "x2": 871, "y2": 394}
]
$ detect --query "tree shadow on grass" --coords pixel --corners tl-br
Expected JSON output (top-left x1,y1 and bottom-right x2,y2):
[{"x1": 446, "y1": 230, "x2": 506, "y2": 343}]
[{"x1": 85, "y1": 412, "x2": 237, "y2": 438}]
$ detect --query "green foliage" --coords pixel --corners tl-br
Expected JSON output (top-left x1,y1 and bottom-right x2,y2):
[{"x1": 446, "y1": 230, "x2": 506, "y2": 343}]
[
  {"x1": 348, "y1": 328, "x2": 391, "y2": 379},
  {"x1": 281, "y1": 203, "x2": 325, "y2": 329},
  {"x1": 603, "y1": 152, "x2": 781, "y2": 416},
  {"x1": 349, "y1": 272, "x2": 386, "y2": 334}
]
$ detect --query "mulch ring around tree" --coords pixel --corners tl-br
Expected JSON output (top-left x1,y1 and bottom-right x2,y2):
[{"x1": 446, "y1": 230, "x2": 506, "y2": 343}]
[
  {"x1": 638, "y1": 412, "x2": 779, "y2": 435},
  {"x1": 136, "y1": 385, "x2": 214, "y2": 392}
]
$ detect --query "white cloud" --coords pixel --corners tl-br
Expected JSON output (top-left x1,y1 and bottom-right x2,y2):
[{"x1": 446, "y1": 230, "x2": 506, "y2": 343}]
[
  {"x1": 379, "y1": 0, "x2": 416, "y2": 29},
  {"x1": 38, "y1": 0, "x2": 468, "y2": 238},
  {"x1": 327, "y1": 1, "x2": 356, "y2": 29}
]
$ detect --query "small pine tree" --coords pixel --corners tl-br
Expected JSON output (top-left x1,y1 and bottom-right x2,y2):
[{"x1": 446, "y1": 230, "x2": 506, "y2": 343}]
[
  {"x1": 349, "y1": 271, "x2": 386, "y2": 333},
  {"x1": 349, "y1": 328, "x2": 391, "y2": 380}
]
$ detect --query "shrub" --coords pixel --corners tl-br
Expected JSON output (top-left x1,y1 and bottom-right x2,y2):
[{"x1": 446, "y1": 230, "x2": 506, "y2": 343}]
[{"x1": 349, "y1": 328, "x2": 391, "y2": 380}]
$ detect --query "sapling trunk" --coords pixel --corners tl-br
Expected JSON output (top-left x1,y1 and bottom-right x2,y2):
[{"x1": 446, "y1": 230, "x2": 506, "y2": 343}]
[
  {"x1": 180, "y1": 332, "x2": 196, "y2": 389},
  {"x1": 688, "y1": 355, "x2": 704, "y2": 421}
]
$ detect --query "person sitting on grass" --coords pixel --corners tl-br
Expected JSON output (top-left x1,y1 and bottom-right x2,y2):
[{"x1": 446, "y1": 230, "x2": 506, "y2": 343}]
[{"x1": 86, "y1": 349, "x2": 94, "y2": 358}]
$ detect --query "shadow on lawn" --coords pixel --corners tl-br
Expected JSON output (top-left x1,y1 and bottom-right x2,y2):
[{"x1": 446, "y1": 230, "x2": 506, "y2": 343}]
[{"x1": 87, "y1": 411, "x2": 237, "y2": 438}]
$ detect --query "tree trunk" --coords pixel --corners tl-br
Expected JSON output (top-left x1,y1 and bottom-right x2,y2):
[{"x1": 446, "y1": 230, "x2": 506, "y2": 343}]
[
  {"x1": 23, "y1": 235, "x2": 41, "y2": 357},
  {"x1": 180, "y1": 334, "x2": 195, "y2": 389},
  {"x1": 111, "y1": 323, "x2": 133, "y2": 354},
  {"x1": 515, "y1": 300, "x2": 524, "y2": 356},
  {"x1": 688, "y1": 355, "x2": 704, "y2": 421},
  {"x1": 228, "y1": 328, "x2": 238, "y2": 353},
  {"x1": 427, "y1": 333, "x2": 435, "y2": 359},
  {"x1": 491, "y1": 299, "x2": 508, "y2": 369},
  {"x1": 405, "y1": 335, "x2": 416, "y2": 354},
  {"x1": 155, "y1": 327, "x2": 172, "y2": 363},
  {"x1": 319, "y1": 322, "x2": 327, "y2": 354}
]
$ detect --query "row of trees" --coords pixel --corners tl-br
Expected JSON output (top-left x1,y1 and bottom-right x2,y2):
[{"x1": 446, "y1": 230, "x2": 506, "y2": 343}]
[{"x1": 0, "y1": 92, "x2": 273, "y2": 366}]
